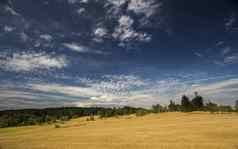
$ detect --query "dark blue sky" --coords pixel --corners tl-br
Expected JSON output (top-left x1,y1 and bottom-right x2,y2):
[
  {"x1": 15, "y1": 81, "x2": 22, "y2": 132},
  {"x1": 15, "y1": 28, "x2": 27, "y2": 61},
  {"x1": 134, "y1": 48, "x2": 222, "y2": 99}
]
[{"x1": 0, "y1": 0, "x2": 238, "y2": 110}]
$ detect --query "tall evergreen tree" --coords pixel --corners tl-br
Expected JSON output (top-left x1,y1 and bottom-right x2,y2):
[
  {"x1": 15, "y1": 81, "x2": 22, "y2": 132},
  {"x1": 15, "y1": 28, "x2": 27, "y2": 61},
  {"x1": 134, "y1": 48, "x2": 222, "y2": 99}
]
[
  {"x1": 181, "y1": 95, "x2": 192, "y2": 112},
  {"x1": 168, "y1": 100, "x2": 178, "y2": 111},
  {"x1": 152, "y1": 104, "x2": 166, "y2": 113},
  {"x1": 191, "y1": 92, "x2": 204, "y2": 111},
  {"x1": 235, "y1": 100, "x2": 238, "y2": 111}
]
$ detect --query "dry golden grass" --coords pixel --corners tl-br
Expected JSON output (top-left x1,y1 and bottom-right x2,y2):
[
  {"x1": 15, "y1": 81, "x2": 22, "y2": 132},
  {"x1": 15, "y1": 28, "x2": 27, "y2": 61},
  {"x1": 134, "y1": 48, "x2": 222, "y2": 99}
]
[{"x1": 1, "y1": 112, "x2": 238, "y2": 149}]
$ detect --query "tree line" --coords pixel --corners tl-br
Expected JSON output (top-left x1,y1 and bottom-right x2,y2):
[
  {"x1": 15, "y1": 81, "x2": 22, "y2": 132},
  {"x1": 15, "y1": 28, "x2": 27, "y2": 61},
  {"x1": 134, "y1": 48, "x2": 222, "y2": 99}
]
[
  {"x1": 0, "y1": 92, "x2": 238, "y2": 128},
  {"x1": 157, "y1": 92, "x2": 237, "y2": 113},
  {"x1": 0, "y1": 107, "x2": 145, "y2": 128}
]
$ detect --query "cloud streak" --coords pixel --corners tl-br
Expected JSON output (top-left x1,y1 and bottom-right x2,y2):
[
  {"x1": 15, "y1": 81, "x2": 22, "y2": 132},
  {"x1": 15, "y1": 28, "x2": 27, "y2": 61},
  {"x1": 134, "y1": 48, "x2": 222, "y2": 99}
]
[{"x1": 63, "y1": 43, "x2": 108, "y2": 55}]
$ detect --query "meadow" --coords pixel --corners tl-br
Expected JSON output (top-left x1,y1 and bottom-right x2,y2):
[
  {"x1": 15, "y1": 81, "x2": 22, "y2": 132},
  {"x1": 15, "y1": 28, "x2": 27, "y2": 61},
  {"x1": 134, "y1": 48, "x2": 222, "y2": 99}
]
[{"x1": 0, "y1": 112, "x2": 238, "y2": 149}]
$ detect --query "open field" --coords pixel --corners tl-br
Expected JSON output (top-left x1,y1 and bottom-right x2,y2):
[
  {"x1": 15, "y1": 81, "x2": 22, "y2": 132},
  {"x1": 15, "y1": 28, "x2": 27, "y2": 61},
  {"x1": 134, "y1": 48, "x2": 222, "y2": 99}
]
[{"x1": 0, "y1": 112, "x2": 238, "y2": 149}]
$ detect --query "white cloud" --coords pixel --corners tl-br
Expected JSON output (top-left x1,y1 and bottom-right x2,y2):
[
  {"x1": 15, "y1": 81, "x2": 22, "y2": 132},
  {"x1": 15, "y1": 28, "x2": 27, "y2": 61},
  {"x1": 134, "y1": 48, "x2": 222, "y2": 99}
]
[
  {"x1": 66, "y1": 0, "x2": 161, "y2": 46},
  {"x1": 68, "y1": 0, "x2": 78, "y2": 4},
  {"x1": 68, "y1": 0, "x2": 88, "y2": 4},
  {"x1": 104, "y1": 0, "x2": 162, "y2": 46},
  {"x1": 107, "y1": 0, "x2": 161, "y2": 18},
  {"x1": 26, "y1": 74, "x2": 144, "y2": 99},
  {"x1": 112, "y1": 15, "x2": 151, "y2": 43},
  {"x1": 188, "y1": 79, "x2": 238, "y2": 104},
  {"x1": 224, "y1": 53, "x2": 238, "y2": 64},
  {"x1": 191, "y1": 79, "x2": 238, "y2": 94},
  {"x1": 63, "y1": 42, "x2": 108, "y2": 55},
  {"x1": 30, "y1": 83, "x2": 100, "y2": 98},
  {"x1": 4, "y1": 6, "x2": 20, "y2": 16},
  {"x1": 221, "y1": 46, "x2": 231, "y2": 56},
  {"x1": 40, "y1": 34, "x2": 53, "y2": 41},
  {"x1": 0, "y1": 88, "x2": 77, "y2": 110},
  {"x1": 93, "y1": 27, "x2": 109, "y2": 42},
  {"x1": 127, "y1": 0, "x2": 161, "y2": 18},
  {"x1": 81, "y1": 0, "x2": 89, "y2": 3},
  {"x1": 76, "y1": 8, "x2": 86, "y2": 15},
  {"x1": 225, "y1": 14, "x2": 236, "y2": 30},
  {"x1": 106, "y1": 0, "x2": 127, "y2": 17},
  {"x1": 194, "y1": 45, "x2": 238, "y2": 66},
  {"x1": 216, "y1": 41, "x2": 224, "y2": 46},
  {"x1": 73, "y1": 101, "x2": 121, "y2": 108},
  {"x1": 0, "y1": 51, "x2": 68, "y2": 72},
  {"x1": 81, "y1": 74, "x2": 147, "y2": 95},
  {"x1": 119, "y1": 15, "x2": 134, "y2": 27},
  {"x1": 107, "y1": 0, "x2": 127, "y2": 7},
  {"x1": 94, "y1": 27, "x2": 108, "y2": 37},
  {"x1": 3, "y1": 26, "x2": 15, "y2": 32},
  {"x1": 194, "y1": 52, "x2": 203, "y2": 57},
  {"x1": 63, "y1": 43, "x2": 90, "y2": 52},
  {"x1": 19, "y1": 32, "x2": 29, "y2": 42}
]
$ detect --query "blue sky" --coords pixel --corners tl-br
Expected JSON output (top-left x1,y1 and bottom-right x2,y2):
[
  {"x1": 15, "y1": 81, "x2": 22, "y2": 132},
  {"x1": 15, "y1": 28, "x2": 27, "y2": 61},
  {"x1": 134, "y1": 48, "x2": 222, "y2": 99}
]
[{"x1": 0, "y1": 0, "x2": 238, "y2": 110}]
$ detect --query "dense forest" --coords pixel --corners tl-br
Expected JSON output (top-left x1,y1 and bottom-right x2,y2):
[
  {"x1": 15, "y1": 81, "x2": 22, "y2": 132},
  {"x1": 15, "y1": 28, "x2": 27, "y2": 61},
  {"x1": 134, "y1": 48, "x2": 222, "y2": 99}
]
[{"x1": 1, "y1": 92, "x2": 238, "y2": 128}]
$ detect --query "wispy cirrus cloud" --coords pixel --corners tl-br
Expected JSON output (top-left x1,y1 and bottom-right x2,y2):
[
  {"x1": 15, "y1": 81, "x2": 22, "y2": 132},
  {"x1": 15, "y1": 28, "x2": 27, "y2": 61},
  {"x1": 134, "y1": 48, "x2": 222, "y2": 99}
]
[
  {"x1": 225, "y1": 13, "x2": 238, "y2": 31},
  {"x1": 223, "y1": 53, "x2": 238, "y2": 64},
  {"x1": 3, "y1": 5, "x2": 20, "y2": 16},
  {"x1": 63, "y1": 43, "x2": 108, "y2": 55},
  {"x1": 190, "y1": 79, "x2": 238, "y2": 94},
  {"x1": 3, "y1": 25, "x2": 15, "y2": 32},
  {"x1": 127, "y1": 0, "x2": 162, "y2": 18},
  {"x1": 194, "y1": 45, "x2": 238, "y2": 66},
  {"x1": 68, "y1": 0, "x2": 88, "y2": 4},
  {"x1": 187, "y1": 78, "x2": 238, "y2": 105},
  {"x1": 0, "y1": 88, "x2": 78, "y2": 110}
]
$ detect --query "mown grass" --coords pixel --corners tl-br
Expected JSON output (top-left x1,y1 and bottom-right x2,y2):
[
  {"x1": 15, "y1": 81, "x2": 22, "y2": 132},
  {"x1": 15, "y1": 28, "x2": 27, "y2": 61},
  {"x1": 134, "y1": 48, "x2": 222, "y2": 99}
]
[{"x1": 0, "y1": 112, "x2": 238, "y2": 149}]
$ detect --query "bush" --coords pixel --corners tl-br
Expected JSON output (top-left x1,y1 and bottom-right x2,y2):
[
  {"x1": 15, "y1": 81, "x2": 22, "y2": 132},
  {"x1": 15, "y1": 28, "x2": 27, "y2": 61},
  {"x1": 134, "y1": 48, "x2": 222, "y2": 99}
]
[
  {"x1": 152, "y1": 104, "x2": 166, "y2": 113},
  {"x1": 136, "y1": 109, "x2": 148, "y2": 117},
  {"x1": 86, "y1": 115, "x2": 95, "y2": 121},
  {"x1": 54, "y1": 124, "x2": 61, "y2": 128},
  {"x1": 168, "y1": 100, "x2": 180, "y2": 112},
  {"x1": 218, "y1": 105, "x2": 233, "y2": 112},
  {"x1": 204, "y1": 102, "x2": 219, "y2": 113}
]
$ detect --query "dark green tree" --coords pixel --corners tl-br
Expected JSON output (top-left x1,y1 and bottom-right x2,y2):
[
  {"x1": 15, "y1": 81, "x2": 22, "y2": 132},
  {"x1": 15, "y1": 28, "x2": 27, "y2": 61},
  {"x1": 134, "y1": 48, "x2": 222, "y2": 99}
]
[
  {"x1": 235, "y1": 100, "x2": 238, "y2": 111},
  {"x1": 191, "y1": 92, "x2": 204, "y2": 111},
  {"x1": 205, "y1": 101, "x2": 218, "y2": 113},
  {"x1": 218, "y1": 105, "x2": 233, "y2": 112},
  {"x1": 181, "y1": 95, "x2": 192, "y2": 112},
  {"x1": 168, "y1": 100, "x2": 179, "y2": 112},
  {"x1": 152, "y1": 104, "x2": 166, "y2": 113}
]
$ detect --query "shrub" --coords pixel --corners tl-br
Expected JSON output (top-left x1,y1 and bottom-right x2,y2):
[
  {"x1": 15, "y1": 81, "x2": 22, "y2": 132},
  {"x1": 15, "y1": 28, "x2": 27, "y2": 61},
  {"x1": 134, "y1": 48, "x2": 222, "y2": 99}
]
[
  {"x1": 54, "y1": 124, "x2": 61, "y2": 128},
  {"x1": 152, "y1": 104, "x2": 166, "y2": 113},
  {"x1": 136, "y1": 109, "x2": 148, "y2": 117},
  {"x1": 205, "y1": 102, "x2": 219, "y2": 113},
  {"x1": 86, "y1": 115, "x2": 95, "y2": 121}
]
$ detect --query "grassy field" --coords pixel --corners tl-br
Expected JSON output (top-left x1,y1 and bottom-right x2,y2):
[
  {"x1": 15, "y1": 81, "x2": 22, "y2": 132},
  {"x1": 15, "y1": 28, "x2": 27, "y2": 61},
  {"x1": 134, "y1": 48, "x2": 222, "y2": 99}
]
[{"x1": 0, "y1": 112, "x2": 238, "y2": 149}]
